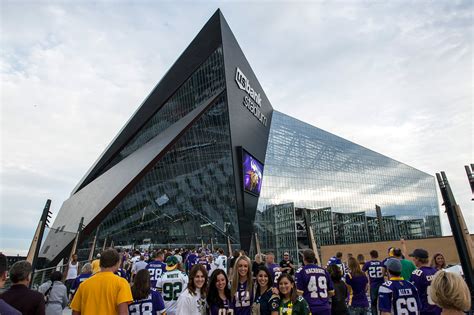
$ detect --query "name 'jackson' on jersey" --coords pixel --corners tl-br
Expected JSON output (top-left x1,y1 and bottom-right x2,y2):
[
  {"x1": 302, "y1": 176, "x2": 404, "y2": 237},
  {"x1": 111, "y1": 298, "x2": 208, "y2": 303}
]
[
  {"x1": 146, "y1": 260, "x2": 166, "y2": 288},
  {"x1": 295, "y1": 264, "x2": 334, "y2": 315},
  {"x1": 378, "y1": 277, "x2": 421, "y2": 315},
  {"x1": 409, "y1": 266, "x2": 442, "y2": 315}
]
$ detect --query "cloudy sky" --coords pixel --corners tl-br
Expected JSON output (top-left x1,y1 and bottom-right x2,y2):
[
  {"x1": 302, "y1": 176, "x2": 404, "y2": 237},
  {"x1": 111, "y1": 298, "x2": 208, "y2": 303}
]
[{"x1": 1, "y1": 1, "x2": 472, "y2": 256}]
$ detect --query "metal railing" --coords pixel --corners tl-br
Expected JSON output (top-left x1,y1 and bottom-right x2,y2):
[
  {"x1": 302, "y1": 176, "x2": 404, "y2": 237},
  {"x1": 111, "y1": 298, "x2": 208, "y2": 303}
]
[{"x1": 0, "y1": 260, "x2": 90, "y2": 293}]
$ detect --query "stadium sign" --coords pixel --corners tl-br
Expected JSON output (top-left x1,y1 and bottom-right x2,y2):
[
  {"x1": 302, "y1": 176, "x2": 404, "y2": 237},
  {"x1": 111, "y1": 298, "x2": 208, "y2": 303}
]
[{"x1": 235, "y1": 67, "x2": 268, "y2": 127}]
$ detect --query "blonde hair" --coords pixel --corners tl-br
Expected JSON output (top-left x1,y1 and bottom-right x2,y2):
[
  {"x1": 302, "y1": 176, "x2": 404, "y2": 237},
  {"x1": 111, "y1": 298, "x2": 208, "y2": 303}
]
[
  {"x1": 430, "y1": 271, "x2": 471, "y2": 311},
  {"x1": 231, "y1": 255, "x2": 252, "y2": 297}
]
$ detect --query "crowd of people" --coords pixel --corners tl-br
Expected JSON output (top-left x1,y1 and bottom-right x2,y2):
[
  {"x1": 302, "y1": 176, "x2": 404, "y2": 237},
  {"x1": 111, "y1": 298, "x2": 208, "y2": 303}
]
[{"x1": 0, "y1": 243, "x2": 471, "y2": 315}]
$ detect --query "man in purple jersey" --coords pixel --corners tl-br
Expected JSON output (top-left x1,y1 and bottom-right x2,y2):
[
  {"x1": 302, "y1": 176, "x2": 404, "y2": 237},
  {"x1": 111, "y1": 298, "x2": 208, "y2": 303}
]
[
  {"x1": 146, "y1": 251, "x2": 166, "y2": 288},
  {"x1": 185, "y1": 250, "x2": 198, "y2": 274},
  {"x1": 362, "y1": 250, "x2": 385, "y2": 315},
  {"x1": 265, "y1": 252, "x2": 281, "y2": 284},
  {"x1": 295, "y1": 249, "x2": 334, "y2": 315},
  {"x1": 379, "y1": 259, "x2": 421, "y2": 315},
  {"x1": 409, "y1": 248, "x2": 441, "y2": 315},
  {"x1": 197, "y1": 252, "x2": 211, "y2": 272}
]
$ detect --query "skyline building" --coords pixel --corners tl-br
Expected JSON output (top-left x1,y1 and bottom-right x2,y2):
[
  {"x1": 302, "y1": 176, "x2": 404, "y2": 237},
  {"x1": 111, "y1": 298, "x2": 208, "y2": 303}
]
[{"x1": 39, "y1": 10, "x2": 441, "y2": 265}]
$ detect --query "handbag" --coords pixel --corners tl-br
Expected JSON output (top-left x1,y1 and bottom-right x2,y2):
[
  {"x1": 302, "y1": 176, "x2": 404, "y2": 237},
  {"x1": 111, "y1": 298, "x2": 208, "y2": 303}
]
[{"x1": 44, "y1": 281, "x2": 54, "y2": 303}]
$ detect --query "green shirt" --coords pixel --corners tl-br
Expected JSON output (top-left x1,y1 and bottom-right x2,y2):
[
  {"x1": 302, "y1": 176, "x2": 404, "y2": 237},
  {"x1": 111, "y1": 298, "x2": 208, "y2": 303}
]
[
  {"x1": 400, "y1": 259, "x2": 416, "y2": 280},
  {"x1": 279, "y1": 296, "x2": 311, "y2": 315}
]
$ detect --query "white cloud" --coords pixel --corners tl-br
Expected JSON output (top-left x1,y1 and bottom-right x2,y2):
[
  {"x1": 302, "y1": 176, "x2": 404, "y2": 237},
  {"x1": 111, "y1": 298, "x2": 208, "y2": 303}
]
[{"x1": 1, "y1": 1, "x2": 472, "y2": 255}]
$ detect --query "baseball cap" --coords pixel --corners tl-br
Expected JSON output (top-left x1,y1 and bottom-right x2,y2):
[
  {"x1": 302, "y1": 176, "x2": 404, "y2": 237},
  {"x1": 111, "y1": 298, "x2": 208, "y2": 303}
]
[
  {"x1": 385, "y1": 258, "x2": 402, "y2": 273},
  {"x1": 409, "y1": 248, "x2": 429, "y2": 259},
  {"x1": 166, "y1": 255, "x2": 179, "y2": 271},
  {"x1": 284, "y1": 252, "x2": 289, "y2": 256}
]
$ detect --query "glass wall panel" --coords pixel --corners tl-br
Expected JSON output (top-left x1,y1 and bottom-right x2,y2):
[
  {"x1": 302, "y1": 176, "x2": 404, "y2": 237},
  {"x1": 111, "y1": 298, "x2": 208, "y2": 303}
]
[
  {"x1": 256, "y1": 111, "x2": 441, "y2": 255},
  {"x1": 95, "y1": 47, "x2": 225, "y2": 178},
  {"x1": 89, "y1": 94, "x2": 238, "y2": 250}
]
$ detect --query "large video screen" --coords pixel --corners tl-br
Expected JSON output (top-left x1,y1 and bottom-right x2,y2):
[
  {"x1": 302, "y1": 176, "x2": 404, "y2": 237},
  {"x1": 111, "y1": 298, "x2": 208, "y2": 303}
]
[{"x1": 242, "y1": 149, "x2": 264, "y2": 196}]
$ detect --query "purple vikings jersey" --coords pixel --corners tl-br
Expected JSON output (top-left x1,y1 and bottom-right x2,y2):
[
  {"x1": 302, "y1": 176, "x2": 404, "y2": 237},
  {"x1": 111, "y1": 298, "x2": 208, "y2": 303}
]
[
  {"x1": 362, "y1": 260, "x2": 385, "y2": 288},
  {"x1": 267, "y1": 263, "x2": 281, "y2": 284},
  {"x1": 186, "y1": 253, "x2": 198, "y2": 272},
  {"x1": 146, "y1": 261, "x2": 166, "y2": 288},
  {"x1": 295, "y1": 264, "x2": 334, "y2": 313},
  {"x1": 327, "y1": 256, "x2": 342, "y2": 266},
  {"x1": 378, "y1": 277, "x2": 421, "y2": 315},
  {"x1": 209, "y1": 298, "x2": 233, "y2": 315},
  {"x1": 233, "y1": 281, "x2": 253, "y2": 315},
  {"x1": 409, "y1": 266, "x2": 441, "y2": 315},
  {"x1": 198, "y1": 258, "x2": 211, "y2": 271},
  {"x1": 128, "y1": 288, "x2": 166, "y2": 315},
  {"x1": 70, "y1": 273, "x2": 92, "y2": 294},
  {"x1": 345, "y1": 273, "x2": 369, "y2": 307}
]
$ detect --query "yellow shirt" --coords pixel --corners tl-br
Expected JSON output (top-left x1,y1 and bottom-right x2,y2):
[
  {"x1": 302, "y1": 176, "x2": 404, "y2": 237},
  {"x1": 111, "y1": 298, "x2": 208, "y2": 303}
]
[
  {"x1": 70, "y1": 271, "x2": 132, "y2": 315},
  {"x1": 91, "y1": 259, "x2": 100, "y2": 274}
]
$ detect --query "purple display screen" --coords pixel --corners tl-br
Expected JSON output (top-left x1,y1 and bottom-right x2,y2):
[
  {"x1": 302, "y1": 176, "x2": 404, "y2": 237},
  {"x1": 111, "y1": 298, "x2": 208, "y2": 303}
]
[{"x1": 242, "y1": 150, "x2": 264, "y2": 196}]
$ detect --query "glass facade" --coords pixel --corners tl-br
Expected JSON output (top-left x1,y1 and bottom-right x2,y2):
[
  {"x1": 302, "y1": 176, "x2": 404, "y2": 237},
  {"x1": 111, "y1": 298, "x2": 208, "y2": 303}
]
[
  {"x1": 78, "y1": 47, "x2": 240, "y2": 254},
  {"x1": 255, "y1": 111, "x2": 441, "y2": 259},
  {"x1": 94, "y1": 47, "x2": 226, "y2": 179},
  {"x1": 74, "y1": 52, "x2": 441, "y2": 260}
]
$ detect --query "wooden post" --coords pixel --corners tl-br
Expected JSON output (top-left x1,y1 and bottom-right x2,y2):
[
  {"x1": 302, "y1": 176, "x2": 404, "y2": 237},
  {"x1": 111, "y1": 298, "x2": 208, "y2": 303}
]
[
  {"x1": 69, "y1": 217, "x2": 84, "y2": 262},
  {"x1": 88, "y1": 227, "x2": 99, "y2": 262},
  {"x1": 254, "y1": 233, "x2": 261, "y2": 256},
  {"x1": 303, "y1": 209, "x2": 321, "y2": 265},
  {"x1": 102, "y1": 236, "x2": 108, "y2": 251},
  {"x1": 227, "y1": 235, "x2": 232, "y2": 256}
]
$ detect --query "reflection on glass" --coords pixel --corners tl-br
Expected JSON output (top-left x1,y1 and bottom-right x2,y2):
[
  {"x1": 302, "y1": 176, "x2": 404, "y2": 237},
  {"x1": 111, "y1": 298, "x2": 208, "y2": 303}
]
[
  {"x1": 255, "y1": 111, "x2": 441, "y2": 259},
  {"x1": 77, "y1": 47, "x2": 239, "y2": 254}
]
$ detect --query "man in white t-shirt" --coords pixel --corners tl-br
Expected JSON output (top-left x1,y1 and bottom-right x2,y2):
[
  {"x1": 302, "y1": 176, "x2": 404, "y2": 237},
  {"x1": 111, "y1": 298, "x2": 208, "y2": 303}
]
[
  {"x1": 213, "y1": 248, "x2": 228, "y2": 274},
  {"x1": 131, "y1": 255, "x2": 147, "y2": 282}
]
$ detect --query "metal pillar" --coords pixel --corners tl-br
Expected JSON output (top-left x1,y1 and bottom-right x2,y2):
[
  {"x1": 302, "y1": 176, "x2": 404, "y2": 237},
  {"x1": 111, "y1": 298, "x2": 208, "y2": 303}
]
[
  {"x1": 436, "y1": 172, "x2": 474, "y2": 310},
  {"x1": 27, "y1": 199, "x2": 52, "y2": 287},
  {"x1": 465, "y1": 164, "x2": 474, "y2": 196}
]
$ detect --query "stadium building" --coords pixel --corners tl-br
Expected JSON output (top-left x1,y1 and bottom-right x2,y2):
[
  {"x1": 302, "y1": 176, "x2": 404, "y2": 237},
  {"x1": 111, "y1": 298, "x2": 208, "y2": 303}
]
[{"x1": 40, "y1": 10, "x2": 441, "y2": 264}]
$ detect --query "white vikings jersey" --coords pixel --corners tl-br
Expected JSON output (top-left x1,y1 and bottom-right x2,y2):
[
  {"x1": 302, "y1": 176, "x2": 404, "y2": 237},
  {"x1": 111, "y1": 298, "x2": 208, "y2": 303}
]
[
  {"x1": 157, "y1": 269, "x2": 188, "y2": 315},
  {"x1": 214, "y1": 255, "x2": 228, "y2": 274}
]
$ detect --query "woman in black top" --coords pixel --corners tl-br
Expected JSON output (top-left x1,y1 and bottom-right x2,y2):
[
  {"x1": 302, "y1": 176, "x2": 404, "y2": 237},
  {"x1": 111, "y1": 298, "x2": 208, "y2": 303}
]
[
  {"x1": 252, "y1": 266, "x2": 279, "y2": 315},
  {"x1": 327, "y1": 264, "x2": 349, "y2": 315}
]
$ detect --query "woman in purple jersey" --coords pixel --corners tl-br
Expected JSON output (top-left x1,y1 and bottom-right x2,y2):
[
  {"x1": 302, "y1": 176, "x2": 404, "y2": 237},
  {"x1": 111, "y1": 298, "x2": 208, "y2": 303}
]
[
  {"x1": 345, "y1": 257, "x2": 368, "y2": 315},
  {"x1": 129, "y1": 269, "x2": 166, "y2": 315},
  {"x1": 207, "y1": 269, "x2": 233, "y2": 315},
  {"x1": 231, "y1": 255, "x2": 253, "y2": 315}
]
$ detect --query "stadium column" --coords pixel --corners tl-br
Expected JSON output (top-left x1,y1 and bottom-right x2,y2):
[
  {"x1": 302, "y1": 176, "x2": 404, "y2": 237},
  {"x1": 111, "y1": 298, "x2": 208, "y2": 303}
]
[{"x1": 436, "y1": 171, "x2": 474, "y2": 310}]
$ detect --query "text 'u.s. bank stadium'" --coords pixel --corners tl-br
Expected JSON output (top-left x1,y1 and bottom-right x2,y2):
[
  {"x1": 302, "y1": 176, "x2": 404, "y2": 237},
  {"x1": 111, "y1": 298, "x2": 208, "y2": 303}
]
[{"x1": 40, "y1": 10, "x2": 441, "y2": 265}]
